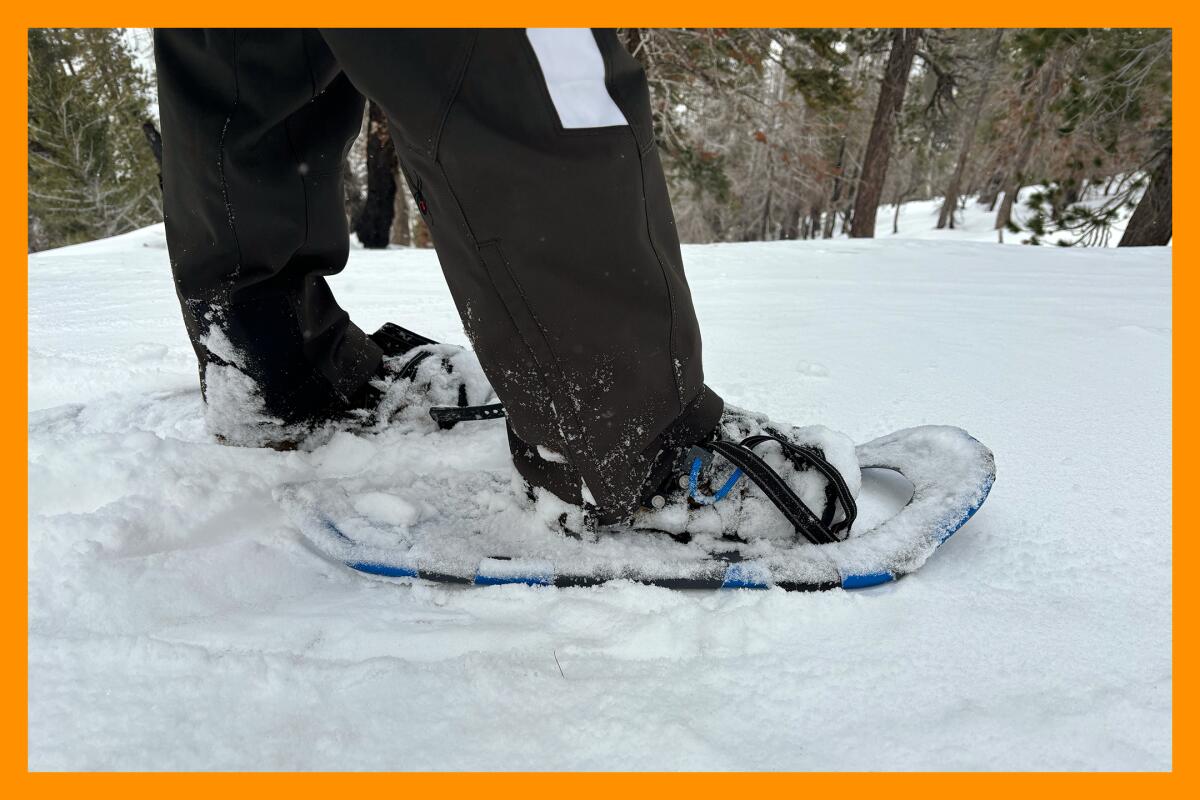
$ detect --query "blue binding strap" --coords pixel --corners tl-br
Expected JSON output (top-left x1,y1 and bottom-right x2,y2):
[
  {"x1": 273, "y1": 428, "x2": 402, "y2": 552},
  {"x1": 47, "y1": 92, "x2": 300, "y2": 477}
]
[{"x1": 688, "y1": 457, "x2": 744, "y2": 505}]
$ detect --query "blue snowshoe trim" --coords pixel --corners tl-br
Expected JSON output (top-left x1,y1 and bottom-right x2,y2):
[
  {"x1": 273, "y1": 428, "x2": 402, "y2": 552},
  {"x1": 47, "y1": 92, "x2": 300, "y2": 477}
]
[
  {"x1": 348, "y1": 561, "x2": 419, "y2": 579},
  {"x1": 840, "y1": 571, "x2": 894, "y2": 589}
]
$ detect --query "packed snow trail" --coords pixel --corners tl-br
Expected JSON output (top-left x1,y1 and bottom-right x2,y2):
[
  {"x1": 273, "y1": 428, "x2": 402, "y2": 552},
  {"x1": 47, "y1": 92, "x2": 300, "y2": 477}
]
[{"x1": 28, "y1": 224, "x2": 1171, "y2": 770}]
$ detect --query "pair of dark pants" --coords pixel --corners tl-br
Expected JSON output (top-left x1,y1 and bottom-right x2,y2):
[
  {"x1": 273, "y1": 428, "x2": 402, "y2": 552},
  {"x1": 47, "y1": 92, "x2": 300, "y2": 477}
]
[{"x1": 155, "y1": 29, "x2": 723, "y2": 519}]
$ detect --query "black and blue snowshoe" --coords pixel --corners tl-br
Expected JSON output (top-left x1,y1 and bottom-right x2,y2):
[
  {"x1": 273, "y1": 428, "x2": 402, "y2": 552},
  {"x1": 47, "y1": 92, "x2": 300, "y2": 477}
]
[{"x1": 278, "y1": 393, "x2": 995, "y2": 592}]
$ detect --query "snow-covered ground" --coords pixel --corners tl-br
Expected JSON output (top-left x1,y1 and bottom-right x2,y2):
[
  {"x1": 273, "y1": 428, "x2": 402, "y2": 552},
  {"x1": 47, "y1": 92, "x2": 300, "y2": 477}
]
[{"x1": 28, "y1": 222, "x2": 1171, "y2": 770}]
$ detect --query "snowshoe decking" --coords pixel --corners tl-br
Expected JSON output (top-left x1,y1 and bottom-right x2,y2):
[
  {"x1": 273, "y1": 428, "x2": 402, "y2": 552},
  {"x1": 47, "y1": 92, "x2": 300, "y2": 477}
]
[{"x1": 278, "y1": 425, "x2": 994, "y2": 592}]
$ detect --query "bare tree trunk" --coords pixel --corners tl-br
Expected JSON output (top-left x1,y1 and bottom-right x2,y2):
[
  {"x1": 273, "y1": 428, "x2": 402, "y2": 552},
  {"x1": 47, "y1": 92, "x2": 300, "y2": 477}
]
[
  {"x1": 850, "y1": 28, "x2": 921, "y2": 239},
  {"x1": 414, "y1": 215, "x2": 433, "y2": 248},
  {"x1": 840, "y1": 165, "x2": 861, "y2": 235},
  {"x1": 624, "y1": 28, "x2": 647, "y2": 69},
  {"x1": 821, "y1": 210, "x2": 836, "y2": 239},
  {"x1": 893, "y1": 135, "x2": 929, "y2": 235},
  {"x1": 343, "y1": 159, "x2": 364, "y2": 225},
  {"x1": 353, "y1": 101, "x2": 398, "y2": 249},
  {"x1": 141, "y1": 120, "x2": 162, "y2": 167},
  {"x1": 391, "y1": 177, "x2": 411, "y2": 246},
  {"x1": 964, "y1": 171, "x2": 979, "y2": 200},
  {"x1": 938, "y1": 30, "x2": 1003, "y2": 229},
  {"x1": 1119, "y1": 141, "x2": 1172, "y2": 247},
  {"x1": 142, "y1": 120, "x2": 163, "y2": 193},
  {"x1": 995, "y1": 57, "x2": 1059, "y2": 236},
  {"x1": 759, "y1": 179, "x2": 773, "y2": 240},
  {"x1": 977, "y1": 172, "x2": 1003, "y2": 209},
  {"x1": 822, "y1": 137, "x2": 847, "y2": 238},
  {"x1": 780, "y1": 195, "x2": 802, "y2": 240}
]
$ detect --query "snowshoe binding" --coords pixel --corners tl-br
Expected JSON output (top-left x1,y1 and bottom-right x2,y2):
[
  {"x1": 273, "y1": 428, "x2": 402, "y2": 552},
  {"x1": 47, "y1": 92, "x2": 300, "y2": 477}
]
[{"x1": 209, "y1": 322, "x2": 503, "y2": 450}]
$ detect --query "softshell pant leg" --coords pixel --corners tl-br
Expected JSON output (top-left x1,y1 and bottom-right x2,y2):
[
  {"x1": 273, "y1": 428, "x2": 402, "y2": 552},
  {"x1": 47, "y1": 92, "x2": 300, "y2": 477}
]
[
  {"x1": 155, "y1": 29, "x2": 382, "y2": 432},
  {"x1": 159, "y1": 28, "x2": 722, "y2": 520},
  {"x1": 320, "y1": 29, "x2": 723, "y2": 520}
]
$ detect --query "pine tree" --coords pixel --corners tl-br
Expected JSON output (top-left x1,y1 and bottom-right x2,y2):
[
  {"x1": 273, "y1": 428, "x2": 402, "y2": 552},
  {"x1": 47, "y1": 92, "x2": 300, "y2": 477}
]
[
  {"x1": 28, "y1": 28, "x2": 161, "y2": 251},
  {"x1": 1119, "y1": 135, "x2": 1171, "y2": 246},
  {"x1": 993, "y1": 28, "x2": 1170, "y2": 245},
  {"x1": 990, "y1": 30, "x2": 1100, "y2": 240},
  {"x1": 938, "y1": 30, "x2": 1003, "y2": 229},
  {"x1": 50, "y1": 28, "x2": 1167, "y2": 251},
  {"x1": 849, "y1": 29, "x2": 920, "y2": 238},
  {"x1": 353, "y1": 101, "x2": 398, "y2": 249}
]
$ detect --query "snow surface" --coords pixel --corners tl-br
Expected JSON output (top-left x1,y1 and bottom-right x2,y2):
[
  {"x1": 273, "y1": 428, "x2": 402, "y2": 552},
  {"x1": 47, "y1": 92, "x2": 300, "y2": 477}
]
[{"x1": 28, "y1": 222, "x2": 1171, "y2": 770}]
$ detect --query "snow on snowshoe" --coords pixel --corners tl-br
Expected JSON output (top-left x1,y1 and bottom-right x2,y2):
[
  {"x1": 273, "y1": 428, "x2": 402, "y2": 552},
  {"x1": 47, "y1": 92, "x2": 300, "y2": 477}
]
[
  {"x1": 367, "y1": 323, "x2": 501, "y2": 428},
  {"x1": 277, "y1": 404, "x2": 995, "y2": 590},
  {"x1": 374, "y1": 321, "x2": 506, "y2": 429},
  {"x1": 207, "y1": 322, "x2": 504, "y2": 450}
]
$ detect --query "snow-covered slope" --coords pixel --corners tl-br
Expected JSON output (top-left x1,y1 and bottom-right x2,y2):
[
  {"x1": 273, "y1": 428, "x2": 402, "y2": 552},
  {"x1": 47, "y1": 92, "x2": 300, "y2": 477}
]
[{"x1": 28, "y1": 224, "x2": 1172, "y2": 770}]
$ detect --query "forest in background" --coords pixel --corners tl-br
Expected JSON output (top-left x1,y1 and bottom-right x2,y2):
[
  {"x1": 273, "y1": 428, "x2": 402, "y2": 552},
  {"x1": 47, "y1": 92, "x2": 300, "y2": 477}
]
[{"x1": 28, "y1": 28, "x2": 1172, "y2": 253}]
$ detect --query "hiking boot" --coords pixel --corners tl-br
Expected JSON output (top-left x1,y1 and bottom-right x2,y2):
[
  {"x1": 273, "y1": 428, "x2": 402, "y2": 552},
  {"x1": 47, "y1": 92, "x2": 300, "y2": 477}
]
[{"x1": 208, "y1": 323, "x2": 498, "y2": 450}]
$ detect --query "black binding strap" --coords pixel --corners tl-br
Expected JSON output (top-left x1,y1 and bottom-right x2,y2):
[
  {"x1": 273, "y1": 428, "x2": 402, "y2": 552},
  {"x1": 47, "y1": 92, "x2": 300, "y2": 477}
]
[
  {"x1": 699, "y1": 434, "x2": 857, "y2": 545},
  {"x1": 430, "y1": 402, "x2": 507, "y2": 429},
  {"x1": 396, "y1": 349, "x2": 433, "y2": 381},
  {"x1": 706, "y1": 440, "x2": 836, "y2": 544},
  {"x1": 741, "y1": 433, "x2": 858, "y2": 537}
]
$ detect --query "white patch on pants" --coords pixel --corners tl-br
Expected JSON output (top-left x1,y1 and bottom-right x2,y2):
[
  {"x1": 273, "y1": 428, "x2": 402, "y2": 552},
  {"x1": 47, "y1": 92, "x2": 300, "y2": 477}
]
[{"x1": 525, "y1": 28, "x2": 629, "y2": 129}]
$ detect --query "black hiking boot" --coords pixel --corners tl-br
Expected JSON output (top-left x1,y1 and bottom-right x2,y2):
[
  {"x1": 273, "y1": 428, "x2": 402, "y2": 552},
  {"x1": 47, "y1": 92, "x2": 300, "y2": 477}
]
[{"x1": 209, "y1": 323, "x2": 499, "y2": 450}]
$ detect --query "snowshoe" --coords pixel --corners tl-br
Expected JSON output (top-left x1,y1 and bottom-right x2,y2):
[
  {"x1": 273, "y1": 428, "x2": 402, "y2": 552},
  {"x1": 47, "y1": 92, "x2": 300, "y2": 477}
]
[{"x1": 277, "y1": 399, "x2": 995, "y2": 590}]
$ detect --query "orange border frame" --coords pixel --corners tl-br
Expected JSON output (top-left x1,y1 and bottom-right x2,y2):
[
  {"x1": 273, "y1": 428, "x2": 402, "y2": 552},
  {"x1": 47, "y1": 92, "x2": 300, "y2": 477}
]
[{"x1": 7, "y1": 5, "x2": 1185, "y2": 792}]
